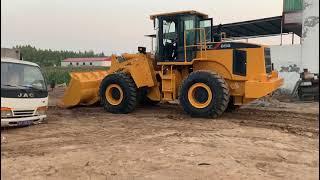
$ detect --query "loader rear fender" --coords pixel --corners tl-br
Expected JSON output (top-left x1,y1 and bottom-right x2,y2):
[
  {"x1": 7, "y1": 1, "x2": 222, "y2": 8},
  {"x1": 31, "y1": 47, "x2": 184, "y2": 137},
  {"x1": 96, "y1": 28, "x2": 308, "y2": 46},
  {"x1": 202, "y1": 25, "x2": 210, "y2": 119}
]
[{"x1": 192, "y1": 60, "x2": 233, "y2": 80}]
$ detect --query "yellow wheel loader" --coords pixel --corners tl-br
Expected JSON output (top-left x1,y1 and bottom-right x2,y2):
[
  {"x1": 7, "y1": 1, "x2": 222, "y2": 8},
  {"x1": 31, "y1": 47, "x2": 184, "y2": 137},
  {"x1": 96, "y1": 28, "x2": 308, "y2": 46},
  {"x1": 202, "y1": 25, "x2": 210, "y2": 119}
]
[{"x1": 60, "y1": 11, "x2": 283, "y2": 118}]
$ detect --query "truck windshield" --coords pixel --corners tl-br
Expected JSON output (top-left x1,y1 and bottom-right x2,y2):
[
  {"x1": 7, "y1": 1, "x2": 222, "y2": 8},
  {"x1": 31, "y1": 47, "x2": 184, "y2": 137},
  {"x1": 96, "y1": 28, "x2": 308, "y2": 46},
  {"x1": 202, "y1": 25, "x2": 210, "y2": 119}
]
[{"x1": 1, "y1": 62, "x2": 47, "y2": 91}]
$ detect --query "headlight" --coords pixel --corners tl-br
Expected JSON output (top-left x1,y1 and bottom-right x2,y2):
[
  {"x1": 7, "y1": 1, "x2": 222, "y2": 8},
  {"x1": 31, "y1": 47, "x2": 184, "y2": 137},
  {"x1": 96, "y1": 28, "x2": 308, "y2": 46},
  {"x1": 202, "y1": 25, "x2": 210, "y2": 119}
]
[
  {"x1": 1, "y1": 107, "x2": 13, "y2": 118},
  {"x1": 36, "y1": 106, "x2": 48, "y2": 116}
]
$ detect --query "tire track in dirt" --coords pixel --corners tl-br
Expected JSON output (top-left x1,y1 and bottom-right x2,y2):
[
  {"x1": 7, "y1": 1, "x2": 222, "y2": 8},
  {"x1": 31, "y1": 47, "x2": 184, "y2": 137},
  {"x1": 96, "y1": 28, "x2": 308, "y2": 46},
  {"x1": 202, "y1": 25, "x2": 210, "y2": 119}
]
[
  {"x1": 48, "y1": 103, "x2": 319, "y2": 138},
  {"x1": 223, "y1": 108, "x2": 318, "y2": 137}
]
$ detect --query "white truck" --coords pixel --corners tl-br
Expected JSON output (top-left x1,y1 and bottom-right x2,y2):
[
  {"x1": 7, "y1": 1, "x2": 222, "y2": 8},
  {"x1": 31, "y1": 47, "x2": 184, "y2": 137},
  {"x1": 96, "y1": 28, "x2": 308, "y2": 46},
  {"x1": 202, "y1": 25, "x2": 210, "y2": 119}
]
[{"x1": 1, "y1": 58, "x2": 48, "y2": 127}]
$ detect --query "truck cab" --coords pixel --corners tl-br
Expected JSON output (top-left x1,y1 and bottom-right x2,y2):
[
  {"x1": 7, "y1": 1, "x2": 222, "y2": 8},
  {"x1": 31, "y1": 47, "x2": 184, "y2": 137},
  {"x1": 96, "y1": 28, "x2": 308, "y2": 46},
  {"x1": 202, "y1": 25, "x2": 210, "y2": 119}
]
[{"x1": 1, "y1": 58, "x2": 48, "y2": 127}]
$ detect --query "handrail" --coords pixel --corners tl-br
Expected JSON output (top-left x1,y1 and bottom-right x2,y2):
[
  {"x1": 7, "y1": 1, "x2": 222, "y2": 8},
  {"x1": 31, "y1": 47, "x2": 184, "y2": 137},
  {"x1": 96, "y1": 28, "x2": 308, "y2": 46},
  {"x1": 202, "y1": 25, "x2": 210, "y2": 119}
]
[{"x1": 184, "y1": 28, "x2": 207, "y2": 63}]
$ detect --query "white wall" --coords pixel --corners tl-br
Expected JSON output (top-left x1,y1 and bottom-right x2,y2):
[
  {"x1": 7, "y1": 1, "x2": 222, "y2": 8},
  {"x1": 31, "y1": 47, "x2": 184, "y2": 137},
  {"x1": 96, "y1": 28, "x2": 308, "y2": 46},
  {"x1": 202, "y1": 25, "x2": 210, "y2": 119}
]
[
  {"x1": 270, "y1": 45, "x2": 302, "y2": 92},
  {"x1": 100, "y1": 61, "x2": 111, "y2": 67},
  {"x1": 269, "y1": 0, "x2": 319, "y2": 92},
  {"x1": 61, "y1": 61, "x2": 111, "y2": 67},
  {"x1": 301, "y1": 0, "x2": 319, "y2": 73},
  {"x1": 270, "y1": 44, "x2": 302, "y2": 71}
]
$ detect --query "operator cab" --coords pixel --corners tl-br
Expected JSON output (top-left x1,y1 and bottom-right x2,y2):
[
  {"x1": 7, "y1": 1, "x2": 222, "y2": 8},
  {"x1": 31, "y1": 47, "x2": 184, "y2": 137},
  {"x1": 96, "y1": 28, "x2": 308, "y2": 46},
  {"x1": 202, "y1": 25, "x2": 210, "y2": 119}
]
[{"x1": 150, "y1": 11, "x2": 213, "y2": 62}]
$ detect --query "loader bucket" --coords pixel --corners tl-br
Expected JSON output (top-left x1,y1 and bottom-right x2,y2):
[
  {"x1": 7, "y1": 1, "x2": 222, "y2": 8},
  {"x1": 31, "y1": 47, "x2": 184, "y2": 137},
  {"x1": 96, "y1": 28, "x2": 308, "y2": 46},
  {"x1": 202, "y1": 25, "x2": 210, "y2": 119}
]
[{"x1": 58, "y1": 70, "x2": 109, "y2": 108}]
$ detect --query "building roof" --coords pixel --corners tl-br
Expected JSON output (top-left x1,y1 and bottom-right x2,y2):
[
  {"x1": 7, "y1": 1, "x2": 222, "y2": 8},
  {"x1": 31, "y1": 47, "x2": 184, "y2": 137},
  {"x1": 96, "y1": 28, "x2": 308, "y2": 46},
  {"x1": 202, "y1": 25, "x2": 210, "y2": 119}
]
[
  {"x1": 212, "y1": 16, "x2": 293, "y2": 38},
  {"x1": 211, "y1": 15, "x2": 302, "y2": 38},
  {"x1": 146, "y1": 16, "x2": 298, "y2": 40},
  {"x1": 62, "y1": 57, "x2": 111, "y2": 62},
  {"x1": 150, "y1": 10, "x2": 208, "y2": 20}
]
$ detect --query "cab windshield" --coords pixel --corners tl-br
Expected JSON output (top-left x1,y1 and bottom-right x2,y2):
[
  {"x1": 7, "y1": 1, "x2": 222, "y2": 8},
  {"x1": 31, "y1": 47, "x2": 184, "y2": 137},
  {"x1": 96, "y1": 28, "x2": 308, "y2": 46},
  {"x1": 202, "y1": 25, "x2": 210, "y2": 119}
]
[{"x1": 1, "y1": 62, "x2": 47, "y2": 91}]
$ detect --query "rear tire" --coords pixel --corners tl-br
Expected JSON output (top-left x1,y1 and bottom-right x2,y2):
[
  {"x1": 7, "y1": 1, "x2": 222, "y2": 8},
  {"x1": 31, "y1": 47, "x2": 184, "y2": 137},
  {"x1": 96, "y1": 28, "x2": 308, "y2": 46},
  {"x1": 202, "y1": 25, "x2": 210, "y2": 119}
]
[
  {"x1": 99, "y1": 73, "x2": 137, "y2": 114},
  {"x1": 179, "y1": 70, "x2": 230, "y2": 118}
]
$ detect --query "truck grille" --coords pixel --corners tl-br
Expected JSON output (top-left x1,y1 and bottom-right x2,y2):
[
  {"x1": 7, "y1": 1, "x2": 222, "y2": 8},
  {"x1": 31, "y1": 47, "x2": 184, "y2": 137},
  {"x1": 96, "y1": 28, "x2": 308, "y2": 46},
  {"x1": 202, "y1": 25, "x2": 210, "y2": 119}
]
[
  {"x1": 264, "y1": 48, "x2": 272, "y2": 74},
  {"x1": 13, "y1": 110, "x2": 35, "y2": 117}
]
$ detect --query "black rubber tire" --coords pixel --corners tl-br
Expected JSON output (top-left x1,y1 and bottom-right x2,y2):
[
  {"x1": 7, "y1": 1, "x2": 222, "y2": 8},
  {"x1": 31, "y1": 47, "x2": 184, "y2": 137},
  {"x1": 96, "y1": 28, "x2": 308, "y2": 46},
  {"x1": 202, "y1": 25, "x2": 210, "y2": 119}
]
[
  {"x1": 179, "y1": 70, "x2": 230, "y2": 118},
  {"x1": 137, "y1": 88, "x2": 160, "y2": 106},
  {"x1": 298, "y1": 86, "x2": 319, "y2": 101},
  {"x1": 225, "y1": 96, "x2": 240, "y2": 112},
  {"x1": 99, "y1": 73, "x2": 137, "y2": 114},
  {"x1": 140, "y1": 96, "x2": 160, "y2": 106}
]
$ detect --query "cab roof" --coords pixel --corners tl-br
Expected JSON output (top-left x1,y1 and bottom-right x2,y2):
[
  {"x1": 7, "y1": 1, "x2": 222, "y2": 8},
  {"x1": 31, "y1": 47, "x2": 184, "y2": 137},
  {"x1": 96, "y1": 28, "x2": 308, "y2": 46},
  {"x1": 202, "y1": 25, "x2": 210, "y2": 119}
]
[
  {"x1": 150, "y1": 10, "x2": 208, "y2": 20},
  {"x1": 1, "y1": 58, "x2": 40, "y2": 67}
]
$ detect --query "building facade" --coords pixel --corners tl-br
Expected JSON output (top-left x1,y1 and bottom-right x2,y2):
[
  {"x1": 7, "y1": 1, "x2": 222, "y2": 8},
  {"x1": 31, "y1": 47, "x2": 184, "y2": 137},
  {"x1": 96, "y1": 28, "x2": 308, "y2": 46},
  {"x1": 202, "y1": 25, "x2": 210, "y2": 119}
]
[
  {"x1": 61, "y1": 57, "x2": 111, "y2": 67},
  {"x1": 1, "y1": 48, "x2": 21, "y2": 60},
  {"x1": 301, "y1": 0, "x2": 319, "y2": 73},
  {"x1": 270, "y1": 0, "x2": 319, "y2": 92}
]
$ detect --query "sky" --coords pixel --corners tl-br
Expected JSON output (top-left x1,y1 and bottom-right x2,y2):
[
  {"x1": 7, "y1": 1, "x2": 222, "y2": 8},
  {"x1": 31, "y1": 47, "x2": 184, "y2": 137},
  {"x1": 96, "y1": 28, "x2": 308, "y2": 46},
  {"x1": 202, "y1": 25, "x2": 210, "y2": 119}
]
[{"x1": 1, "y1": 0, "x2": 298, "y2": 55}]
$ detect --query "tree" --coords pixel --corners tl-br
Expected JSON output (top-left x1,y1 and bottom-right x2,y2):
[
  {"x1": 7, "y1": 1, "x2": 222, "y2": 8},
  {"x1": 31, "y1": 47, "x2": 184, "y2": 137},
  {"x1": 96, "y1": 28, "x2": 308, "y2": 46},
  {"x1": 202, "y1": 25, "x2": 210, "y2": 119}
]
[{"x1": 15, "y1": 45, "x2": 107, "y2": 67}]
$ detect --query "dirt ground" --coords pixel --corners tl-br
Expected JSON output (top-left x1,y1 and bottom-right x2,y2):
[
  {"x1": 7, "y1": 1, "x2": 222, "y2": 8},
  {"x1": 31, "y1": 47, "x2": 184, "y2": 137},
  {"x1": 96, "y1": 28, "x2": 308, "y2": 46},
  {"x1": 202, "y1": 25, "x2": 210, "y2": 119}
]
[{"x1": 1, "y1": 87, "x2": 319, "y2": 180}]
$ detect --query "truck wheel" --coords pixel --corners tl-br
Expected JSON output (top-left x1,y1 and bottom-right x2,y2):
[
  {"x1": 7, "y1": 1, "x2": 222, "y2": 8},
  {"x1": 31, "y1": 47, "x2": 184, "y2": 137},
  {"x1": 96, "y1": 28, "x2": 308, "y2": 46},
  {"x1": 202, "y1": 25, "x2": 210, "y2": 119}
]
[
  {"x1": 179, "y1": 70, "x2": 230, "y2": 118},
  {"x1": 99, "y1": 73, "x2": 137, "y2": 113}
]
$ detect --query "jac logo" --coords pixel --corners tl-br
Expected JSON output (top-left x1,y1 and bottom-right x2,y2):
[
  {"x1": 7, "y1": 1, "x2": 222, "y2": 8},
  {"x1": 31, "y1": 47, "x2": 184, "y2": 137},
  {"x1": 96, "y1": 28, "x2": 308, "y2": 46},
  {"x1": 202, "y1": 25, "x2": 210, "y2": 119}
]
[
  {"x1": 18, "y1": 93, "x2": 34, "y2": 98},
  {"x1": 220, "y1": 43, "x2": 231, "y2": 48}
]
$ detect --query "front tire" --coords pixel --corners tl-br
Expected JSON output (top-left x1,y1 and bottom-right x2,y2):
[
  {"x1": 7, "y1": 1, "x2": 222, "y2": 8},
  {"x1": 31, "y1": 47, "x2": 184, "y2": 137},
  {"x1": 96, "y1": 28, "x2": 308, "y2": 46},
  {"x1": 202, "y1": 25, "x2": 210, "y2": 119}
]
[
  {"x1": 179, "y1": 70, "x2": 230, "y2": 118},
  {"x1": 99, "y1": 73, "x2": 137, "y2": 114}
]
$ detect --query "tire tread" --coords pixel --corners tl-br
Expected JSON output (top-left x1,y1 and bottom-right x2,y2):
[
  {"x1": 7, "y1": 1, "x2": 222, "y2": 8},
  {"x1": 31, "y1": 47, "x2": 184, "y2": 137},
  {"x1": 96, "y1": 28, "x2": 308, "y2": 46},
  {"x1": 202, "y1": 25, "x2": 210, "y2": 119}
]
[
  {"x1": 179, "y1": 70, "x2": 230, "y2": 118},
  {"x1": 99, "y1": 72, "x2": 137, "y2": 114}
]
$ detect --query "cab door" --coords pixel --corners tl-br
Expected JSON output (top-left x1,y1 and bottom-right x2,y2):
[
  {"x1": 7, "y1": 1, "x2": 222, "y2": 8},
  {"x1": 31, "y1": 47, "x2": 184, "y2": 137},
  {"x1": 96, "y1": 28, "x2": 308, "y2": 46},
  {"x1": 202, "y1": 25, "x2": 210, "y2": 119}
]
[
  {"x1": 179, "y1": 17, "x2": 213, "y2": 61},
  {"x1": 177, "y1": 16, "x2": 197, "y2": 62},
  {"x1": 200, "y1": 18, "x2": 213, "y2": 42}
]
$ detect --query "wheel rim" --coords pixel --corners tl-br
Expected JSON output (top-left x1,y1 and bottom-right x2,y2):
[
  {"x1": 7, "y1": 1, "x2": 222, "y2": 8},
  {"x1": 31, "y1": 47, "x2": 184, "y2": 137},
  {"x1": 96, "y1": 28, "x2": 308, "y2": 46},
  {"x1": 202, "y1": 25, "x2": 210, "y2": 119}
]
[
  {"x1": 187, "y1": 83, "x2": 213, "y2": 108},
  {"x1": 105, "y1": 84, "x2": 124, "y2": 105}
]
